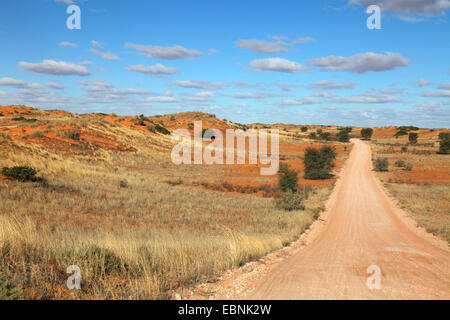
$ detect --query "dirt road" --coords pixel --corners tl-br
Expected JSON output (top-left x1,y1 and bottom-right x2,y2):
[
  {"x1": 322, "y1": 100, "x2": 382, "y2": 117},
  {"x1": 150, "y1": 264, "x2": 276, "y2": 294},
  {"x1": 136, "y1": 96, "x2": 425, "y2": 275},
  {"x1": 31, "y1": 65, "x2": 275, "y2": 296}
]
[{"x1": 192, "y1": 139, "x2": 449, "y2": 300}]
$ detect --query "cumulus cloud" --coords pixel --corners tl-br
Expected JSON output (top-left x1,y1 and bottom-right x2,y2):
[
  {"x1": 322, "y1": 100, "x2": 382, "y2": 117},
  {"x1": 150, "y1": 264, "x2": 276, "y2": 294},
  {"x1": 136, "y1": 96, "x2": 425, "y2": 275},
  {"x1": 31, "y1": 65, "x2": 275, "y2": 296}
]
[
  {"x1": 172, "y1": 80, "x2": 228, "y2": 90},
  {"x1": 90, "y1": 48, "x2": 119, "y2": 61},
  {"x1": 332, "y1": 91, "x2": 407, "y2": 103},
  {"x1": 350, "y1": 0, "x2": 450, "y2": 15},
  {"x1": 308, "y1": 52, "x2": 410, "y2": 74},
  {"x1": 437, "y1": 82, "x2": 450, "y2": 90},
  {"x1": 421, "y1": 90, "x2": 450, "y2": 97},
  {"x1": 236, "y1": 36, "x2": 314, "y2": 54},
  {"x1": 414, "y1": 78, "x2": 434, "y2": 87},
  {"x1": 59, "y1": 41, "x2": 77, "y2": 47},
  {"x1": 236, "y1": 39, "x2": 288, "y2": 54},
  {"x1": 232, "y1": 92, "x2": 286, "y2": 99},
  {"x1": 249, "y1": 57, "x2": 307, "y2": 73},
  {"x1": 309, "y1": 80, "x2": 356, "y2": 90},
  {"x1": 18, "y1": 60, "x2": 90, "y2": 76},
  {"x1": 125, "y1": 64, "x2": 178, "y2": 77},
  {"x1": 280, "y1": 97, "x2": 322, "y2": 106},
  {"x1": 125, "y1": 43, "x2": 203, "y2": 60},
  {"x1": 310, "y1": 91, "x2": 337, "y2": 98}
]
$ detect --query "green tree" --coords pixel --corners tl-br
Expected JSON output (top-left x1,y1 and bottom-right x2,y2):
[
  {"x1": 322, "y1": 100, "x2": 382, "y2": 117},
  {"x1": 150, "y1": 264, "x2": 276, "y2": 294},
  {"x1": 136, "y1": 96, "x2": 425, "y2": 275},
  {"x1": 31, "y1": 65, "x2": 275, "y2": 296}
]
[
  {"x1": 408, "y1": 132, "x2": 418, "y2": 144},
  {"x1": 361, "y1": 128, "x2": 374, "y2": 140},
  {"x1": 303, "y1": 146, "x2": 336, "y2": 180},
  {"x1": 301, "y1": 126, "x2": 308, "y2": 132}
]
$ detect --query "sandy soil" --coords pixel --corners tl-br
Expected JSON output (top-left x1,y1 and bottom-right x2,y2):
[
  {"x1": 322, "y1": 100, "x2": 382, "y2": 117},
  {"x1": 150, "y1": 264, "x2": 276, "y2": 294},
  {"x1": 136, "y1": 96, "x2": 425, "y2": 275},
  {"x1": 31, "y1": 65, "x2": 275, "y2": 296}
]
[{"x1": 188, "y1": 139, "x2": 449, "y2": 300}]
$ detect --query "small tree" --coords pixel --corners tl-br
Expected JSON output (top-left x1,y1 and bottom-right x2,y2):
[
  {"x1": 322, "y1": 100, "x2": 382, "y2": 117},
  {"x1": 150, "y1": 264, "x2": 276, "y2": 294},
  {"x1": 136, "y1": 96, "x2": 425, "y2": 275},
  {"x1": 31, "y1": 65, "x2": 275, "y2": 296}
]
[
  {"x1": 336, "y1": 129, "x2": 350, "y2": 142},
  {"x1": 301, "y1": 126, "x2": 308, "y2": 132},
  {"x1": 361, "y1": 128, "x2": 374, "y2": 140},
  {"x1": 319, "y1": 132, "x2": 331, "y2": 141},
  {"x1": 309, "y1": 132, "x2": 316, "y2": 139},
  {"x1": 438, "y1": 132, "x2": 450, "y2": 154},
  {"x1": 1, "y1": 166, "x2": 41, "y2": 182},
  {"x1": 278, "y1": 163, "x2": 298, "y2": 192},
  {"x1": 304, "y1": 146, "x2": 336, "y2": 180},
  {"x1": 408, "y1": 132, "x2": 418, "y2": 144}
]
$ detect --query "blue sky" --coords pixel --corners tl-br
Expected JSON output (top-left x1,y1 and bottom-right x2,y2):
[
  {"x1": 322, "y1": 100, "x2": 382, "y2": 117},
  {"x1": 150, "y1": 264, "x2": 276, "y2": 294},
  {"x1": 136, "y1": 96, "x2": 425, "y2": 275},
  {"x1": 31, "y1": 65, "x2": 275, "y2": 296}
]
[{"x1": 0, "y1": 0, "x2": 449, "y2": 127}]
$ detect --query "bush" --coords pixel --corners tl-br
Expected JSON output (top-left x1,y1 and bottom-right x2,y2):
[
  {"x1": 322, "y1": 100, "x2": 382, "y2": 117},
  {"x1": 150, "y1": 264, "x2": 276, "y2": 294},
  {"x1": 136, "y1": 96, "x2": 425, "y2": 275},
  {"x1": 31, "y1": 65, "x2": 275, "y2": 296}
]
[
  {"x1": 276, "y1": 190, "x2": 305, "y2": 211},
  {"x1": 155, "y1": 124, "x2": 170, "y2": 135},
  {"x1": 401, "y1": 146, "x2": 408, "y2": 152},
  {"x1": 146, "y1": 125, "x2": 156, "y2": 133},
  {"x1": 0, "y1": 274, "x2": 24, "y2": 300},
  {"x1": 319, "y1": 132, "x2": 331, "y2": 141},
  {"x1": 278, "y1": 163, "x2": 298, "y2": 192},
  {"x1": 373, "y1": 157, "x2": 389, "y2": 172},
  {"x1": 395, "y1": 160, "x2": 406, "y2": 167},
  {"x1": 82, "y1": 246, "x2": 124, "y2": 277},
  {"x1": 408, "y1": 132, "x2": 418, "y2": 144},
  {"x1": 361, "y1": 128, "x2": 374, "y2": 140},
  {"x1": 301, "y1": 126, "x2": 308, "y2": 132},
  {"x1": 336, "y1": 130, "x2": 350, "y2": 142},
  {"x1": 404, "y1": 163, "x2": 413, "y2": 171},
  {"x1": 29, "y1": 130, "x2": 44, "y2": 138},
  {"x1": 309, "y1": 132, "x2": 316, "y2": 139},
  {"x1": 1, "y1": 166, "x2": 41, "y2": 182},
  {"x1": 68, "y1": 132, "x2": 80, "y2": 140},
  {"x1": 438, "y1": 132, "x2": 450, "y2": 154},
  {"x1": 304, "y1": 146, "x2": 336, "y2": 180}
]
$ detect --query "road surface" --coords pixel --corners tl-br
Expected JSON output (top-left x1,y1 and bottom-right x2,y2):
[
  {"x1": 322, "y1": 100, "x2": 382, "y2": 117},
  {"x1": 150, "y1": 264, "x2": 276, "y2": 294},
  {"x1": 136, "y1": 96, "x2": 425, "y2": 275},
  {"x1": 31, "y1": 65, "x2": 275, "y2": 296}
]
[{"x1": 244, "y1": 139, "x2": 450, "y2": 299}]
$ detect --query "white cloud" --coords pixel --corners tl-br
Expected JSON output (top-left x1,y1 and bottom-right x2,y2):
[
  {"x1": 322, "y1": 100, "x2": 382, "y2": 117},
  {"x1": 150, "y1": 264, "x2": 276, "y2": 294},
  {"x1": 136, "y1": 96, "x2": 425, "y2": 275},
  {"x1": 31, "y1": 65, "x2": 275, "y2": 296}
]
[
  {"x1": 18, "y1": 60, "x2": 90, "y2": 76},
  {"x1": 249, "y1": 57, "x2": 307, "y2": 73},
  {"x1": 350, "y1": 0, "x2": 450, "y2": 15},
  {"x1": 59, "y1": 41, "x2": 77, "y2": 47},
  {"x1": 309, "y1": 80, "x2": 356, "y2": 90},
  {"x1": 236, "y1": 36, "x2": 314, "y2": 54},
  {"x1": 332, "y1": 91, "x2": 406, "y2": 104},
  {"x1": 125, "y1": 64, "x2": 178, "y2": 77},
  {"x1": 280, "y1": 97, "x2": 322, "y2": 106},
  {"x1": 0, "y1": 77, "x2": 65, "y2": 90},
  {"x1": 236, "y1": 39, "x2": 288, "y2": 54},
  {"x1": 437, "y1": 82, "x2": 450, "y2": 90},
  {"x1": 233, "y1": 92, "x2": 286, "y2": 99},
  {"x1": 90, "y1": 48, "x2": 119, "y2": 61},
  {"x1": 414, "y1": 78, "x2": 434, "y2": 87},
  {"x1": 172, "y1": 80, "x2": 228, "y2": 90},
  {"x1": 308, "y1": 52, "x2": 410, "y2": 74},
  {"x1": 91, "y1": 40, "x2": 103, "y2": 48},
  {"x1": 125, "y1": 43, "x2": 203, "y2": 60},
  {"x1": 310, "y1": 91, "x2": 337, "y2": 98},
  {"x1": 421, "y1": 90, "x2": 450, "y2": 97}
]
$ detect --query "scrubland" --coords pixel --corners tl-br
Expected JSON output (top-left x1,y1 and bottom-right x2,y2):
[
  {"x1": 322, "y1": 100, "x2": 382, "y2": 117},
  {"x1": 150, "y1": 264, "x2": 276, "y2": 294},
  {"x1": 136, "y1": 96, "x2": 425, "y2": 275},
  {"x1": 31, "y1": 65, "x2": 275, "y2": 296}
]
[
  {"x1": 0, "y1": 105, "x2": 350, "y2": 299},
  {"x1": 370, "y1": 128, "x2": 449, "y2": 243}
]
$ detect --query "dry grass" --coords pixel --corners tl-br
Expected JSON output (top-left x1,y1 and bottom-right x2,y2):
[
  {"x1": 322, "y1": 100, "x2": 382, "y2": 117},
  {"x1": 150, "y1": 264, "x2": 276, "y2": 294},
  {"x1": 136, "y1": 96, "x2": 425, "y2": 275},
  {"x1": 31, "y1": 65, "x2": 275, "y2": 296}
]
[
  {"x1": 0, "y1": 106, "x2": 346, "y2": 299},
  {"x1": 370, "y1": 134, "x2": 450, "y2": 244}
]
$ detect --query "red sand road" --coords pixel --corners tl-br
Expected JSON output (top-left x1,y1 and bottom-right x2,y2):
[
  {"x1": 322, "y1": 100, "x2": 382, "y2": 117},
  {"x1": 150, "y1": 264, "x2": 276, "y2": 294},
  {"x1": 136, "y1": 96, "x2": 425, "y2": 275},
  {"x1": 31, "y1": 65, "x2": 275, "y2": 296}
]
[{"x1": 244, "y1": 139, "x2": 450, "y2": 299}]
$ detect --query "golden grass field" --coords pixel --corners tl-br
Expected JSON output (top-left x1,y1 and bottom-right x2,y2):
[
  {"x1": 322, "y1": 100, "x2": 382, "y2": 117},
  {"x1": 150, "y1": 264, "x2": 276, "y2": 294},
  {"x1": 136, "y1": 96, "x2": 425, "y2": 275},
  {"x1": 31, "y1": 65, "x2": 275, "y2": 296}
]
[
  {"x1": 0, "y1": 105, "x2": 352, "y2": 299},
  {"x1": 369, "y1": 128, "x2": 450, "y2": 243}
]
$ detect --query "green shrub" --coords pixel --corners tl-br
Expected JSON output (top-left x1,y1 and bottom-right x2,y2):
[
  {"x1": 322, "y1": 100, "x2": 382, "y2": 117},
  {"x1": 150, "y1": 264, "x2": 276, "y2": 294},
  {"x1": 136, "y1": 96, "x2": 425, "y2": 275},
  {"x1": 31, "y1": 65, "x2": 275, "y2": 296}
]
[
  {"x1": 319, "y1": 132, "x2": 331, "y2": 141},
  {"x1": 155, "y1": 124, "x2": 170, "y2": 135},
  {"x1": 316, "y1": 128, "x2": 323, "y2": 135},
  {"x1": 1, "y1": 166, "x2": 41, "y2": 182},
  {"x1": 361, "y1": 128, "x2": 374, "y2": 140},
  {"x1": 0, "y1": 274, "x2": 24, "y2": 300},
  {"x1": 309, "y1": 132, "x2": 316, "y2": 139},
  {"x1": 395, "y1": 160, "x2": 406, "y2": 167},
  {"x1": 404, "y1": 163, "x2": 413, "y2": 171},
  {"x1": 401, "y1": 146, "x2": 408, "y2": 152},
  {"x1": 68, "y1": 132, "x2": 80, "y2": 140},
  {"x1": 438, "y1": 132, "x2": 450, "y2": 154},
  {"x1": 82, "y1": 246, "x2": 124, "y2": 277},
  {"x1": 304, "y1": 146, "x2": 336, "y2": 180},
  {"x1": 408, "y1": 132, "x2": 418, "y2": 144},
  {"x1": 146, "y1": 125, "x2": 156, "y2": 133},
  {"x1": 301, "y1": 126, "x2": 308, "y2": 132},
  {"x1": 373, "y1": 157, "x2": 389, "y2": 172},
  {"x1": 276, "y1": 190, "x2": 305, "y2": 211},
  {"x1": 336, "y1": 129, "x2": 350, "y2": 142},
  {"x1": 278, "y1": 163, "x2": 298, "y2": 192}
]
